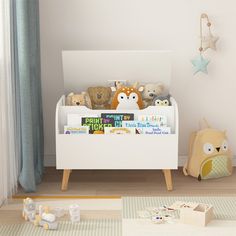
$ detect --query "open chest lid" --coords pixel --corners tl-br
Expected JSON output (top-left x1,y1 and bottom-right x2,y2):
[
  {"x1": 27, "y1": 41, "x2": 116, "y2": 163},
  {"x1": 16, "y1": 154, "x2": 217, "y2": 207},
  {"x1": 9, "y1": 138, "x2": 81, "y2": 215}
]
[{"x1": 62, "y1": 50, "x2": 172, "y2": 93}]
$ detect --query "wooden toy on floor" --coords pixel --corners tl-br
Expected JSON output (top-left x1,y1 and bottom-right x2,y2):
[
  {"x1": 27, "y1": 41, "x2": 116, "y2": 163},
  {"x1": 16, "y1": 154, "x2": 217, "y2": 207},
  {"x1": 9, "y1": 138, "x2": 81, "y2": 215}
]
[
  {"x1": 52, "y1": 207, "x2": 66, "y2": 218},
  {"x1": 137, "y1": 205, "x2": 177, "y2": 224},
  {"x1": 34, "y1": 205, "x2": 58, "y2": 230},
  {"x1": 22, "y1": 198, "x2": 58, "y2": 230},
  {"x1": 69, "y1": 204, "x2": 80, "y2": 223},
  {"x1": 22, "y1": 198, "x2": 36, "y2": 222},
  {"x1": 152, "y1": 215, "x2": 164, "y2": 224},
  {"x1": 170, "y1": 201, "x2": 214, "y2": 227}
]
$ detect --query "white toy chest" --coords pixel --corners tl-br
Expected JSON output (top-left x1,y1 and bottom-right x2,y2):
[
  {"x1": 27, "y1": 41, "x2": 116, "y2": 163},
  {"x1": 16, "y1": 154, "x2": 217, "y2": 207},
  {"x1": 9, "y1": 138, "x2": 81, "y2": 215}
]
[{"x1": 56, "y1": 50, "x2": 179, "y2": 191}]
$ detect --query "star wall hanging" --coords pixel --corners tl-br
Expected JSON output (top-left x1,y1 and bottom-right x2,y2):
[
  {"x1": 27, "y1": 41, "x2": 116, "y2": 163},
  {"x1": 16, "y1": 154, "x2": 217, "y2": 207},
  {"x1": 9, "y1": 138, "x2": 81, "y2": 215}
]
[
  {"x1": 191, "y1": 13, "x2": 219, "y2": 75},
  {"x1": 191, "y1": 55, "x2": 210, "y2": 75},
  {"x1": 202, "y1": 34, "x2": 219, "y2": 52}
]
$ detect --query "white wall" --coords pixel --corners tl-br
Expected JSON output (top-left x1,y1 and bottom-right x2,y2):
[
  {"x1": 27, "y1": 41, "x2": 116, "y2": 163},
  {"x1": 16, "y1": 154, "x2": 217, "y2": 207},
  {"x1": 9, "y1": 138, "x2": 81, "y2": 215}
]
[{"x1": 39, "y1": 0, "x2": 236, "y2": 166}]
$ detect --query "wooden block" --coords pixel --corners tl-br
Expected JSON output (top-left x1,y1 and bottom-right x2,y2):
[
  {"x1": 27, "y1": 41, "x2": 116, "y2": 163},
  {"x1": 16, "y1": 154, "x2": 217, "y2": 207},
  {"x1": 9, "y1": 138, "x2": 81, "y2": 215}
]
[{"x1": 180, "y1": 203, "x2": 214, "y2": 227}]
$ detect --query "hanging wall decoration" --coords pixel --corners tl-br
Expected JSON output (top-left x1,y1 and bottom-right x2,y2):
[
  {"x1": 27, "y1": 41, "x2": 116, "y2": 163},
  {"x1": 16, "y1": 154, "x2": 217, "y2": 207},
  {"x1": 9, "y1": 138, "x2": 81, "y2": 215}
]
[{"x1": 191, "y1": 13, "x2": 219, "y2": 75}]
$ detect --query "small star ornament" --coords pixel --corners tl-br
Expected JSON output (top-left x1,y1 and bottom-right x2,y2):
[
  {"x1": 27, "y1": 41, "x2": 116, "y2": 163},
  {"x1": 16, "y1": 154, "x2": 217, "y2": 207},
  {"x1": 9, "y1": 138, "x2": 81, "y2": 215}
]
[
  {"x1": 201, "y1": 33, "x2": 219, "y2": 51},
  {"x1": 191, "y1": 55, "x2": 210, "y2": 75}
]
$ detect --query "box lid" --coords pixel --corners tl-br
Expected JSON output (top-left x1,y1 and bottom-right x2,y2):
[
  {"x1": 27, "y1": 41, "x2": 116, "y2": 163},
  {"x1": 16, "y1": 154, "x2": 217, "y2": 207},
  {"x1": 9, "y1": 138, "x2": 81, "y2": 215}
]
[{"x1": 62, "y1": 50, "x2": 172, "y2": 93}]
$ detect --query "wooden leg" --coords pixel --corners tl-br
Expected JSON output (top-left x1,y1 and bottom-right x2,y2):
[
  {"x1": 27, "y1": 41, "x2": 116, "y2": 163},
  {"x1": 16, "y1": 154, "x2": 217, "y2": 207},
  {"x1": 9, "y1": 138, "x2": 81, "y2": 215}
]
[
  {"x1": 163, "y1": 169, "x2": 173, "y2": 191},
  {"x1": 61, "y1": 169, "x2": 71, "y2": 191}
]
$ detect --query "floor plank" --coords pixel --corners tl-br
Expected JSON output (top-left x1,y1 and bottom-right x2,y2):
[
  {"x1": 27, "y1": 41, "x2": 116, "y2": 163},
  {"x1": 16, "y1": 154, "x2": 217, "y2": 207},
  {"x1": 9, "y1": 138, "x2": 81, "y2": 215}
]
[{"x1": 16, "y1": 167, "x2": 236, "y2": 196}]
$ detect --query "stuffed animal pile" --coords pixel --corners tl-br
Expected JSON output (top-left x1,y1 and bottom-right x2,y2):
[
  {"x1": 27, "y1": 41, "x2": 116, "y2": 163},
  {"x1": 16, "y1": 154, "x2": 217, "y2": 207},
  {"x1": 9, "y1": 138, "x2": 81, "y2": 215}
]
[{"x1": 66, "y1": 81, "x2": 171, "y2": 110}]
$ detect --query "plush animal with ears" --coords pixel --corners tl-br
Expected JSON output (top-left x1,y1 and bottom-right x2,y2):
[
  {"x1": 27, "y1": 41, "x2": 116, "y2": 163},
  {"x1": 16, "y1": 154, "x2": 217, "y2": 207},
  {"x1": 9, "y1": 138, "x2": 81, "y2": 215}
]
[
  {"x1": 152, "y1": 94, "x2": 172, "y2": 106},
  {"x1": 111, "y1": 83, "x2": 144, "y2": 110},
  {"x1": 66, "y1": 92, "x2": 92, "y2": 108},
  {"x1": 87, "y1": 87, "x2": 112, "y2": 109},
  {"x1": 139, "y1": 83, "x2": 165, "y2": 108}
]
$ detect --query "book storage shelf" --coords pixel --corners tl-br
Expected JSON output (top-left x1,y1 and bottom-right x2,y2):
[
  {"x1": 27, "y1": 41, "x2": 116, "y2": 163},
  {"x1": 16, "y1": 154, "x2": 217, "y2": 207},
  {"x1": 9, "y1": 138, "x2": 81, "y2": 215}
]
[{"x1": 56, "y1": 50, "x2": 179, "y2": 191}]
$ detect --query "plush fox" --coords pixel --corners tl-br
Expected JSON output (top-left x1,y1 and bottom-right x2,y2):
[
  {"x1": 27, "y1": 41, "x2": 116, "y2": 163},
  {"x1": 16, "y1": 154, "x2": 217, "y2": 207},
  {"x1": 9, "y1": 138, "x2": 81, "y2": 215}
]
[{"x1": 111, "y1": 86, "x2": 144, "y2": 110}]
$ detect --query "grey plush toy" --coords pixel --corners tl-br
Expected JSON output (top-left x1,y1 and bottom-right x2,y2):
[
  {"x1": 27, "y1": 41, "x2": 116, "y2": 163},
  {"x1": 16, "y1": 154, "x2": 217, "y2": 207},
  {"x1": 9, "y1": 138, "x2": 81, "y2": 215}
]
[{"x1": 152, "y1": 94, "x2": 171, "y2": 106}]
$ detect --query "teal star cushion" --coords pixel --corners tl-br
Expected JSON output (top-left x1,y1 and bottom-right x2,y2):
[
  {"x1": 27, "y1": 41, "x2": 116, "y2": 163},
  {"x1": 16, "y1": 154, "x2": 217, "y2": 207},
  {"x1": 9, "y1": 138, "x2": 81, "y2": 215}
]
[{"x1": 191, "y1": 55, "x2": 210, "y2": 75}]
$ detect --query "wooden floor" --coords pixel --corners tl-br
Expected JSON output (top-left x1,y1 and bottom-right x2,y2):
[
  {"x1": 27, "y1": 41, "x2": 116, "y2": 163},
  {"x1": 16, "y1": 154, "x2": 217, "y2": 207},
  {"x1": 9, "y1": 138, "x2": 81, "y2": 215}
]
[
  {"x1": 16, "y1": 167, "x2": 236, "y2": 197},
  {"x1": 1, "y1": 168, "x2": 236, "y2": 225},
  {"x1": 0, "y1": 198, "x2": 121, "y2": 225}
]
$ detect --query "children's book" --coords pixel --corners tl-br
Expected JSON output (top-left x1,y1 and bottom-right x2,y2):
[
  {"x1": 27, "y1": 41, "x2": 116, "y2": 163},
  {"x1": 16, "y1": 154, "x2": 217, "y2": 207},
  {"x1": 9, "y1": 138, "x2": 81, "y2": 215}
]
[
  {"x1": 64, "y1": 126, "x2": 89, "y2": 134},
  {"x1": 67, "y1": 114, "x2": 98, "y2": 126},
  {"x1": 101, "y1": 113, "x2": 134, "y2": 127},
  {"x1": 122, "y1": 121, "x2": 165, "y2": 128},
  {"x1": 82, "y1": 117, "x2": 114, "y2": 134},
  {"x1": 135, "y1": 127, "x2": 171, "y2": 134},
  {"x1": 138, "y1": 115, "x2": 167, "y2": 126},
  {"x1": 104, "y1": 127, "x2": 136, "y2": 134}
]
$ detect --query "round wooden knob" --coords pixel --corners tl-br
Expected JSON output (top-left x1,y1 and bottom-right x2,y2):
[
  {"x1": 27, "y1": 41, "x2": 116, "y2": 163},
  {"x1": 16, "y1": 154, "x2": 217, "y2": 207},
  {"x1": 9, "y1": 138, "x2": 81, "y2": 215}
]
[
  {"x1": 201, "y1": 13, "x2": 208, "y2": 19},
  {"x1": 199, "y1": 47, "x2": 203, "y2": 52},
  {"x1": 207, "y1": 22, "x2": 211, "y2": 27}
]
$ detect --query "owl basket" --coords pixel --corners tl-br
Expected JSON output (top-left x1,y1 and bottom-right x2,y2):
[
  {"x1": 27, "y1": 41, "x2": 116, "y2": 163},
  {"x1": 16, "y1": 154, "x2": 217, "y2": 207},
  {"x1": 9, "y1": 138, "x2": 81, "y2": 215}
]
[{"x1": 183, "y1": 120, "x2": 233, "y2": 181}]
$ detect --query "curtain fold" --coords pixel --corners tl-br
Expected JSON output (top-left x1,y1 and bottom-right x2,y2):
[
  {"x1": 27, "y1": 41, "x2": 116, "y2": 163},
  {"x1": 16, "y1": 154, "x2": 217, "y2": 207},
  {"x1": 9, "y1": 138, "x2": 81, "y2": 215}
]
[
  {"x1": 12, "y1": 0, "x2": 44, "y2": 192},
  {"x1": 0, "y1": 0, "x2": 18, "y2": 205}
]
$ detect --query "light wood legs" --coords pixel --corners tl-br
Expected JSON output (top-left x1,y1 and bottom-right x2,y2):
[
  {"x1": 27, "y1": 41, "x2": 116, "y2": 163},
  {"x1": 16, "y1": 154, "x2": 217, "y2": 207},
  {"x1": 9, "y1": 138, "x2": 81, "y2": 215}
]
[
  {"x1": 61, "y1": 169, "x2": 173, "y2": 191},
  {"x1": 163, "y1": 169, "x2": 173, "y2": 191},
  {"x1": 61, "y1": 169, "x2": 71, "y2": 191}
]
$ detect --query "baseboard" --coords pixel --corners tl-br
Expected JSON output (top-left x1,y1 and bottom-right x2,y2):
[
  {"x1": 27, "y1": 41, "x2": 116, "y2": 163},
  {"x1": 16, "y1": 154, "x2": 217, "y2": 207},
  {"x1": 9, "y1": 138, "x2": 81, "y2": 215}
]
[{"x1": 44, "y1": 154, "x2": 236, "y2": 167}]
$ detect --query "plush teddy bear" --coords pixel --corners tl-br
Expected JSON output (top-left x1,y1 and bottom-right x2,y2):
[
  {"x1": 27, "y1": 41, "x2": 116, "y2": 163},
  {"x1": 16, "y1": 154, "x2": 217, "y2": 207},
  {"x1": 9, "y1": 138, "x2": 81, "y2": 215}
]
[
  {"x1": 87, "y1": 87, "x2": 112, "y2": 109},
  {"x1": 139, "y1": 83, "x2": 165, "y2": 108},
  {"x1": 66, "y1": 92, "x2": 92, "y2": 108}
]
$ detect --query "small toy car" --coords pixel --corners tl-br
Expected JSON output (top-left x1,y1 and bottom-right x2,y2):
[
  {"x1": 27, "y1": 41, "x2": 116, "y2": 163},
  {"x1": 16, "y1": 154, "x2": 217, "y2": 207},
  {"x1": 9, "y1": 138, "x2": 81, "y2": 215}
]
[{"x1": 34, "y1": 213, "x2": 58, "y2": 230}]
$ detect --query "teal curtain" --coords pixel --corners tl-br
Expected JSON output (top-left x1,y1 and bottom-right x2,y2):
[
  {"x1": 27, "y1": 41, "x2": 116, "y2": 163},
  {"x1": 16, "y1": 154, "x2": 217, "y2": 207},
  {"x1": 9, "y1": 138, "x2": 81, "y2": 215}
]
[{"x1": 11, "y1": 0, "x2": 44, "y2": 192}]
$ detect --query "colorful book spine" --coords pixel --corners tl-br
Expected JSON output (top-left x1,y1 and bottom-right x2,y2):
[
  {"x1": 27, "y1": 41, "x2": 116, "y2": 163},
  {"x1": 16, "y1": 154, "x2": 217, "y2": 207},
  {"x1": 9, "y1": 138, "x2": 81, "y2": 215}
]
[
  {"x1": 122, "y1": 121, "x2": 164, "y2": 128},
  {"x1": 138, "y1": 115, "x2": 167, "y2": 126},
  {"x1": 135, "y1": 127, "x2": 171, "y2": 134},
  {"x1": 101, "y1": 113, "x2": 134, "y2": 127},
  {"x1": 82, "y1": 117, "x2": 114, "y2": 134},
  {"x1": 104, "y1": 127, "x2": 136, "y2": 134},
  {"x1": 64, "y1": 126, "x2": 89, "y2": 134},
  {"x1": 67, "y1": 114, "x2": 98, "y2": 126}
]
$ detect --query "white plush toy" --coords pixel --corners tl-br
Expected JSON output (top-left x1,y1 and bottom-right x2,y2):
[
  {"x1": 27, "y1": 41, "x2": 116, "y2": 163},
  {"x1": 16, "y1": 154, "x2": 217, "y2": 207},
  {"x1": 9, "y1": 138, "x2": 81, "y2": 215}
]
[{"x1": 139, "y1": 83, "x2": 165, "y2": 108}]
